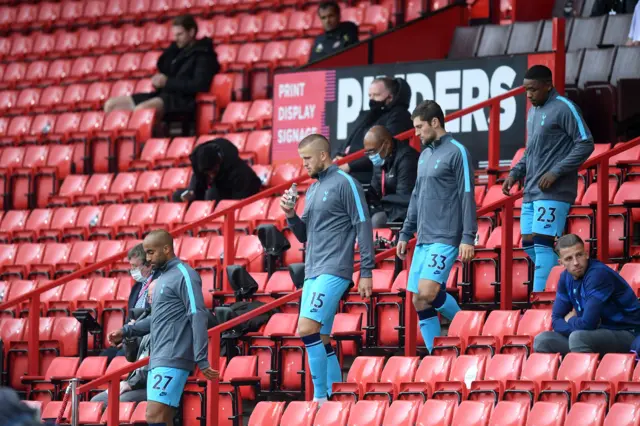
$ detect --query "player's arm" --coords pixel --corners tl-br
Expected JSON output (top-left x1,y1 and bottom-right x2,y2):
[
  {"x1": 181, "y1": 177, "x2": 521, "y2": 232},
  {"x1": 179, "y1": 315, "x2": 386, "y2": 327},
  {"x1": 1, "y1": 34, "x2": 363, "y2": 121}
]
[
  {"x1": 566, "y1": 270, "x2": 613, "y2": 332},
  {"x1": 453, "y1": 145, "x2": 478, "y2": 247},
  {"x1": 178, "y1": 268, "x2": 211, "y2": 371},
  {"x1": 122, "y1": 317, "x2": 151, "y2": 338},
  {"x1": 398, "y1": 179, "x2": 419, "y2": 242},
  {"x1": 549, "y1": 102, "x2": 594, "y2": 177},
  {"x1": 341, "y1": 177, "x2": 375, "y2": 278},
  {"x1": 285, "y1": 186, "x2": 313, "y2": 243},
  {"x1": 551, "y1": 273, "x2": 576, "y2": 337}
]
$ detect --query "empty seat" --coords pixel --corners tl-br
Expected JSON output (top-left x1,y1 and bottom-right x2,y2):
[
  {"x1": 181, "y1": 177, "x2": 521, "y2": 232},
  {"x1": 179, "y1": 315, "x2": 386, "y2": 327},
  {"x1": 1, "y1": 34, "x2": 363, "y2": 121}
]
[
  {"x1": 568, "y1": 16, "x2": 607, "y2": 51},
  {"x1": 564, "y1": 402, "x2": 606, "y2": 426},
  {"x1": 451, "y1": 400, "x2": 494, "y2": 426},
  {"x1": 449, "y1": 26, "x2": 483, "y2": 59},
  {"x1": 525, "y1": 401, "x2": 566, "y2": 426},
  {"x1": 476, "y1": 24, "x2": 511, "y2": 57}
]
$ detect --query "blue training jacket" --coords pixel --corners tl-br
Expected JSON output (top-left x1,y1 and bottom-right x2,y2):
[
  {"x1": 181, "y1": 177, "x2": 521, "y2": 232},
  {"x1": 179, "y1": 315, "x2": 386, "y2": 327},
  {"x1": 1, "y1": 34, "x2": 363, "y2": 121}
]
[{"x1": 552, "y1": 259, "x2": 640, "y2": 337}]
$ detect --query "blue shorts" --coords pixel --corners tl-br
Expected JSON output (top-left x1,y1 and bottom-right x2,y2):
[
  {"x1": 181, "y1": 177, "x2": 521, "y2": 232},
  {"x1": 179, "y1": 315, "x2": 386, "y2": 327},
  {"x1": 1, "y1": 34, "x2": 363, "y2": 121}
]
[
  {"x1": 407, "y1": 243, "x2": 459, "y2": 293},
  {"x1": 300, "y1": 274, "x2": 351, "y2": 335},
  {"x1": 147, "y1": 367, "x2": 190, "y2": 408},
  {"x1": 521, "y1": 200, "x2": 571, "y2": 237}
]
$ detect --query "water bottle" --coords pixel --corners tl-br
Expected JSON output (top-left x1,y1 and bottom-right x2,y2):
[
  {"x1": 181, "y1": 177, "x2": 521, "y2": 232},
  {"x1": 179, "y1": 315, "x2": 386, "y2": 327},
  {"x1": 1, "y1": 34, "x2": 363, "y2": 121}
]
[
  {"x1": 42, "y1": 122, "x2": 51, "y2": 134},
  {"x1": 286, "y1": 183, "x2": 298, "y2": 209},
  {"x1": 89, "y1": 214, "x2": 99, "y2": 227}
]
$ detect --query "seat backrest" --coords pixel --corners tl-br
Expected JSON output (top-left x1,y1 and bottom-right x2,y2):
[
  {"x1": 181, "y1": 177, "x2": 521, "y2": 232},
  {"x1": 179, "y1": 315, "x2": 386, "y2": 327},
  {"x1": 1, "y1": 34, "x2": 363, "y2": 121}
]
[
  {"x1": 567, "y1": 16, "x2": 606, "y2": 51},
  {"x1": 481, "y1": 310, "x2": 520, "y2": 342},
  {"x1": 447, "y1": 310, "x2": 487, "y2": 342},
  {"x1": 538, "y1": 18, "x2": 573, "y2": 52},
  {"x1": 516, "y1": 309, "x2": 552, "y2": 336},
  {"x1": 619, "y1": 263, "x2": 640, "y2": 295},
  {"x1": 483, "y1": 354, "x2": 524, "y2": 382},
  {"x1": 489, "y1": 401, "x2": 529, "y2": 426},
  {"x1": 448, "y1": 355, "x2": 487, "y2": 387},
  {"x1": 314, "y1": 401, "x2": 353, "y2": 425},
  {"x1": 416, "y1": 399, "x2": 456, "y2": 426},
  {"x1": 603, "y1": 403, "x2": 640, "y2": 426},
  {"x1": 248, "y1": 401, "x2": 286, "y2": 426},
  {"x1": 346, "y1": 356, "x2": 385, "y2": 384},
  {"x1": 610, "y1": 46, "x2": 640, "y2": 85},
  {"x1": 477, "y1": 24, "x2": 511, "y2": 57},
  {"x1": 448, "y1": 26, "x2": 483, "y2": 59},
  {"x1": 520, "y1": 353, "x2": 560, "y2": 382},
  {"x1": 44, "y1": 356, "x2": 80, "y2": 380},
  {"x1": 577, "y1": 47, "x2": 615, "y2": 88},
  {"x1": 556, "y1": 353, "x2": 598, "y2": 386},
  {"x1": 414, "y1": 356, "x2": 453, "y2": 385},
  {"x1": 602, "y1": 13, "x2": 633, "y2": 46},
  {"x1": 565, "y1": 49, "x2": 585, "y2": 86},
  {"x1": 564, "y1": 402, "x2": 605, "y2": 426},
  {"x1": 593, "y1": 353, "x2": 635, "y2": 383},
  {"x1": 451, "y1": 401, "x2": 494, "y2": 425},
  {"x1": 379, "y1": 356, "x2": 420, "y2": 385}
]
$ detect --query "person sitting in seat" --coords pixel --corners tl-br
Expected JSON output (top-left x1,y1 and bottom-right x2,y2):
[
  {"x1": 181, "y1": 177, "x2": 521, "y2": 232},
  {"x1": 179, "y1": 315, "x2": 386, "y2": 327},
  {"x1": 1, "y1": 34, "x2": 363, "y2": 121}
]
[
  {"x1": 309, "y1": 1, "x2": 359, "y2": 63},
  {"x1": 361, "y1": 126, "x2": 418, "y2": 227},
  {"x1": 173, "y1": 137, "x2": 262, "y2": 204},
  {"x1": 533, "y1": 234, "x2": 640, "y2": 356},
  {"x1": 103, "y1": 14, "x2": 219, "y2": 126}
]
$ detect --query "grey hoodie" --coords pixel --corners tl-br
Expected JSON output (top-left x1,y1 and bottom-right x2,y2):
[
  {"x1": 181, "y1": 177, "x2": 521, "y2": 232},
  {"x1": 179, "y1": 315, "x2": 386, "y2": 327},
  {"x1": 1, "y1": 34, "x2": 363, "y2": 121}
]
[
  {"x1": 287, "y1": 164, "x2": 375, "y2": 280},
  {"x1": 400, "y1": 134, "x2": 478, "y2": 247},
  {"x1": 509, "y1": 88, "x2": 594, "y2": 204},
  {"x1": 122, "y1": 257, "x2": 210, "y2": 372}
]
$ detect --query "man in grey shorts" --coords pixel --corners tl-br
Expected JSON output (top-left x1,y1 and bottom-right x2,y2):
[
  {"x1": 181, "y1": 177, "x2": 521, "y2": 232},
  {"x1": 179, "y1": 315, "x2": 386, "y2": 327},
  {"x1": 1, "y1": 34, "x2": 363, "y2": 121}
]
[{"x1": 533, "y1": 234, "x2": 640, "y2": 356}]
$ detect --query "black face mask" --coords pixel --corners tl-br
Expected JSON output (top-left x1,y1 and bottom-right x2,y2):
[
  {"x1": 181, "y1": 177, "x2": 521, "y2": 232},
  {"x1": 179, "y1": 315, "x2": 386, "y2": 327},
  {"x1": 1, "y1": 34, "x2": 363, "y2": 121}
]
[{"x1": 369, "y1": 99, "x2": 386, "y2": 112}]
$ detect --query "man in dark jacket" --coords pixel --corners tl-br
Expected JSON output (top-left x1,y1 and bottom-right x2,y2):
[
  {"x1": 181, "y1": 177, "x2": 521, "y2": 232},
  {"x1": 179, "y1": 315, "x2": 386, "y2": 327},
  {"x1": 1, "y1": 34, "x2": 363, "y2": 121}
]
[
  {"x1": 104, "y1": 14, "x2": 219, "y2": 120},
  {"x1": 363, "y1": 126, "x2": 418, "y2": 227},
  {"x1": 337, "y1": 77, "x2": 413, "y2": 185},
  {"x1": 309, "y1": 1, "x2": 359, "y2": 63},
  {"x1": 173, "y1": 138, "x2": 263, "y2": 204}
]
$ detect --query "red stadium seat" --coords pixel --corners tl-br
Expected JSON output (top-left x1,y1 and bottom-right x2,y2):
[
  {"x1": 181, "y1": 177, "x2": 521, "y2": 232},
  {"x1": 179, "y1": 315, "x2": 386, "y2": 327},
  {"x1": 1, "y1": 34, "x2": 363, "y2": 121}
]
[
  {"x1": 248, "y1": 401, "x2": 286, "y2": 426},
  {"x1": 81, "y1": 82, "x2": 112, "y2": 111},
  {"x1": 564, "y1": 402, "x2": 606, "y2": 426},
  {"x1": 129, "y1": 137, "x2": 170, "y2": 170},
  {"x1": 363, "y1": 356, "x2": 420, "y2": 401},
  {"x1": 348, "y1": 400, "x2": 387, "y2": 425},
  {"x1": 258, "y1": 12, "x2": 289, "y2": 41},
  {"x1": 313, "y1": 401, "x2": 352, "y2": 426},
  {"x1": 11, "y1": 209, "x2": 54, "y2": 243},
  {"x1": 466, "y1": 310, "x2": 520, "y2": 357},
  {"x1": 149, "y1": 167, "x2": 191, "y2": 201},
  {"x1": 0, "y1": 90, "x2": 18, "y2": 115},
  {"x1": 31, "y1": 33, "x2": 56, "y2": 61},
  {"x1": 451, "y1": 400, "x2": 494, "y2": 426},
  {"x1": 578, "y1": 353, "x2": 635, "y2": 408},
  {"x1": 48, "y1": 174, "x2": 89, "y2": 207},
  {"x1": 415, "y1": 399, "x2": 457, "y2": 426},
  {"x1": 469, "y1": 354, "x2": 524, "y2": 404},
  {"x1": 211, "y1": 101, "x2": 251, "y2": 133},
  {"x1": 604, "y1": 403, "x2": 640, "y2": 426},
  {"x1": 73, "y1": 173, "x2": 114, "y2": 206},
  {"x1": 279, "y1": 401, "x2": 318, "y2": 426},
  {"x1": 123, "y1": 170, "x2": 163, "y2": 202},
  {"x1": 35, "y1": 86, "x2": 65, "y2": 114},
  {"x1": 60, "y1": 1, "x2": 85, "y2": 28},
  {"x1": 143, "y1": 22, "x2": 171, "y2": 49},
  {"x1": 233, "y1": 14, "x2": 264, "y2": 42},
  {"x1": 37, "y1": 3, "x2": 61, "y2": 30},
  {"x1": 504, "y1": 353, "x2": 561, "y2": 407},
  {"x1": 117, "y1": 203, "x2": 158, "y2": 239},
  {"x1": 432, "y1": 310, "x2": 487, "y2": 356},
  {"x1": 8, "y1": 35, "x2": 33, "y2": 62},
  {"x1": 489, "y1": 401, "x2": 529, "y2": 426},
  {"x1": 501, "y1": 309, "x2": 552, "y2": 357},
  {"x1": 331, "y1": 356, "x2": 384, "y2": 401},
  {"x1": 539, "y1": 353, "x2": 598, "y2": 406},
  {"x1": 215, "y1": 44, "x2": 239, "y2": 71}
]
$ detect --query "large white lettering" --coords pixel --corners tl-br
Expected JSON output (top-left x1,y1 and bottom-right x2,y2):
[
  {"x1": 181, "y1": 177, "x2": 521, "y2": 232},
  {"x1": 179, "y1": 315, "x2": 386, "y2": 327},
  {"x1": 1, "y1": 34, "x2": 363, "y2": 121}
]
[
  {"x1": 277, "y1": 127, "x2": 318, "y2": 144},
  {"x1": 334, "y1": 65, "x2": 520, "y2": 136}
]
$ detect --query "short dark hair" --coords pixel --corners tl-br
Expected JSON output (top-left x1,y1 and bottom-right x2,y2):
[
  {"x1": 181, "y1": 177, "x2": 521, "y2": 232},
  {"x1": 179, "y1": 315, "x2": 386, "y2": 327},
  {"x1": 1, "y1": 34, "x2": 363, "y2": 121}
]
[
  {"x1": 411, "y1": 100, "x2": 445, "y2": 128},
  {"x1": 173, "y1": 14, "x2": 198, "y2": 33},
  {"x1": 555, "y1": 234, "x2": 584, "y2": 255},
  {"x1": 318, "y1": 1, "x2": 340, "y2": 14},
  {"x1": 372, "y1": 77, "x2": 399, "y2": 97},
  {"x1": 524, "y1": 65, "x2": 553, "y2": 83}
]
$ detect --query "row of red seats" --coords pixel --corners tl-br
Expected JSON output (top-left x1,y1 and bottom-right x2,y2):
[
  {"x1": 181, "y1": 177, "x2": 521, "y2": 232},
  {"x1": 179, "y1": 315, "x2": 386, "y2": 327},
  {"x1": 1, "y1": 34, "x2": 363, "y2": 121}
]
[
  {"x1": 331, "y1": 352, "x2": 640, "y2": 411},
  {"x1": 0, "y1": 1, "x2": 391, "y2": 35},
  {"x1": 248, "y1": 398, "x2": 637, "y2": 426},
  {"x1": 0, "y1": 231, "x2": 266, "y2": 280}
]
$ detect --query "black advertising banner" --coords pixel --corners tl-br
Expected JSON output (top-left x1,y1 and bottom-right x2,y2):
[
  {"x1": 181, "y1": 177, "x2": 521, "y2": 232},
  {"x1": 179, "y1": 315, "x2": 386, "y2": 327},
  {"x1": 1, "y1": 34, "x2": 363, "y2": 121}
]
[{"x1": 273, "y1": 55, "x2": 529, "y2": 166}]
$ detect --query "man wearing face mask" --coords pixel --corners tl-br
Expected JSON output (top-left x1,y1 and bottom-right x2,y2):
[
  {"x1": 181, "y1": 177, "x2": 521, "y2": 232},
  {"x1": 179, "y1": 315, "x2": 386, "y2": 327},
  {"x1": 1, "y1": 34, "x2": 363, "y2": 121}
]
[
  {"x1": 336, "y1": 77, "x2": 413, "y2": 185},
  {"x1": 100, "y1": 243, "x2": 157, "y2": 361},
  {"x1": 364, "y1": 126, "x2": 418, "y2": 228}
]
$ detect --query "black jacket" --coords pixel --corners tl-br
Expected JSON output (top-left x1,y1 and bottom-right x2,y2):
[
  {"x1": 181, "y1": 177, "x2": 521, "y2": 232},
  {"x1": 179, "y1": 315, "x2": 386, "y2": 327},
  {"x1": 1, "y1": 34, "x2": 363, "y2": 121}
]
[
  {"x1": 309, "y1": 22, "x2": 359, "y2": 63},
  {"x1": 336, "y1": 78, "x2": 413, "y2": 184},
  {"x1": 155, "y1": 37, "x2": 219, "y2": 114},
  {"x1": 368, "y1": 139, "x2": 419, "y2": 222},
  {"x1": 188, "y1": 139, "x2": 262, "y2": 203}
]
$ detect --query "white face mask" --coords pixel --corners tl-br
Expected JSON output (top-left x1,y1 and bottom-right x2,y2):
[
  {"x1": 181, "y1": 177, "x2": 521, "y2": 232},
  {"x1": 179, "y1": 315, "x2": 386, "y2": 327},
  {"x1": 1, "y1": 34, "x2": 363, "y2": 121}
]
[{"x1": 130, "y1": 268, "x2": 146, "y2": 283}]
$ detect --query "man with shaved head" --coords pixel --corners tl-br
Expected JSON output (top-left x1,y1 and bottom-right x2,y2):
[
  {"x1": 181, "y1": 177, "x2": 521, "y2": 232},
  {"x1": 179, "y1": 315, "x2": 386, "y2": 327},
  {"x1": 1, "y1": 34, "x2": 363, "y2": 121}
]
[
  {"x1": 281, "y1": 134, "x2": 375, "y2": 405},
  {"x1": 108, "y1": 229, "x2": 218, "y2": 426},
  {"x1": 359, "y1": 125, "x2": 418, "y2": 227}
]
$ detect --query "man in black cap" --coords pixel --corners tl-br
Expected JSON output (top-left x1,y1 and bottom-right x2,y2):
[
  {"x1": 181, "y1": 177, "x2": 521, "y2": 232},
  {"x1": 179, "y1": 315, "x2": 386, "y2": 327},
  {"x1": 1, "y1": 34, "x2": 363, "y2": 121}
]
[{"x1": 173, "y1": 138, "x2": 262, "y2": 204}]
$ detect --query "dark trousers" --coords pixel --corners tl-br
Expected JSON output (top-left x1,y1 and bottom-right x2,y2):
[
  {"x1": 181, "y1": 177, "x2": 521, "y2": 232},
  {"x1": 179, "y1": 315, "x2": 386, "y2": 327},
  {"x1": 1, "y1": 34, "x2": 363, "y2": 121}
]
[{"x1": 534, "y1": 329, "x2": 636, "y2": 356}]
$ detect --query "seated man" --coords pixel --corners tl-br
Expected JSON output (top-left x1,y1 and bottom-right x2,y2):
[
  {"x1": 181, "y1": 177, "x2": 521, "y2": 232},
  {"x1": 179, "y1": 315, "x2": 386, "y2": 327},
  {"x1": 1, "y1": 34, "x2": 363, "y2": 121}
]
[
  {"x1": 362, "y1": 126, "x2": 418, "y2": 227},
  {"x1": 104, "y1": 14, "x2": 219, "y2": 122},
  {"x1": 309, "y1": 1, "x2": 359, "y2": 63},
  {"x1": 337, "y1": 77, "x2": 413, "y2": 185},
  {"x1": 173, "y1": 137, "x2": 262, "y2": 204},
  {"x1": 533, "y1": 234, "x2": 640, "y2": 356}
]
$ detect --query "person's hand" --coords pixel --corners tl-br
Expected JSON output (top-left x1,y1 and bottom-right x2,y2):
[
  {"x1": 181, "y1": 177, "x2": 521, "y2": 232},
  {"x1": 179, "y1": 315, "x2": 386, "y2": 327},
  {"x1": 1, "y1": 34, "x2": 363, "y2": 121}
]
[
  {"x1": 151, "y1": 73, "x2": 168, "y2": 88},
  {"x1": 279, "y1": 191, "x2": 296, "y2": 218},
  {"x1": 538, "y1": 172, "x2": 558, "y2": 191},
  {"x1": 459, "y1": 243, "x2": 475, "y2": 262},
  {"x1": 502, "y1": 176, "x2": 516, "y2": 196},
  {"x1": 358, "y1": 277, "x2": 373, "y2": 299},
  {"x1": 108, "y1": 329, "x2": 124, "y2": 346},
  {"x1": 565, "y1": 309, "x2": 576, "y2": 322},
  {"x1": 119, "y1": 381, "x2": 132, "y2": 395},
  {"x1": 396, "y1": 241, "x2": 408, "y2": 260},
  {"x1": 201, "y1": 367, "x2": 219, "y2": 380},
  {"x1": 127, "y1": 319, "x2": 136, "y2": 326},
  {"x1": 180, "y1": 190, "x2": 195, "y2": 202}
]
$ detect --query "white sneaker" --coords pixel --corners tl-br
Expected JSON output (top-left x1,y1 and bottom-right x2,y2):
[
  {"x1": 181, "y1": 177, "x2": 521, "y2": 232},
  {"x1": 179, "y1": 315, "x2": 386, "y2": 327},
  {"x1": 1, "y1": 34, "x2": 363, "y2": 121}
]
[{"x1": 313, "y1": 397, "x2": 328, "y2": 407}]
